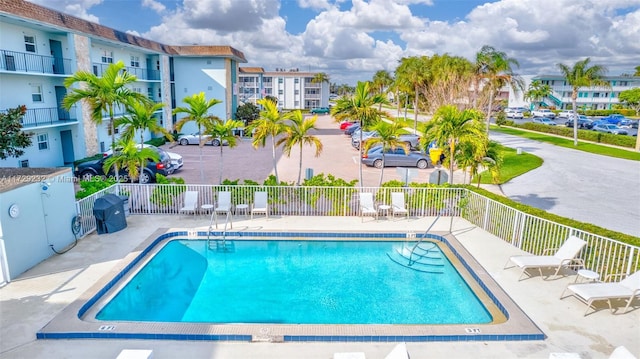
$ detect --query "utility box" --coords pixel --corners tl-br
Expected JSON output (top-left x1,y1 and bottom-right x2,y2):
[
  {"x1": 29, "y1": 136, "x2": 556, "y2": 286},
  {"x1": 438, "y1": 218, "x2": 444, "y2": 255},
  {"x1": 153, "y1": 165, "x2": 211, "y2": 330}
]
[
  {"x1": 93, "y1": 194, "x2": 127, "y2": 234},
  {"x1": 305, "y1": 168, "x2": 314, "y2": 180}
]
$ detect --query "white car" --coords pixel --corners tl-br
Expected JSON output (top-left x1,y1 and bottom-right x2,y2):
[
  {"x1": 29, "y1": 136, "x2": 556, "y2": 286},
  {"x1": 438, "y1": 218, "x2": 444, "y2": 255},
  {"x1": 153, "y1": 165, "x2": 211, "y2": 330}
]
[
  {"x1": 103, "y1": 143, "x2": 183, "y2": 170},
  {"x1": 505, "y1": 108, "x2": 524, "y2": 119},
  {"x1": 557, "y1": 110, "x2": 574, "y2": 118},
  {"x1": 531, "y1": 109, "x2": 556, "y2": 118}
]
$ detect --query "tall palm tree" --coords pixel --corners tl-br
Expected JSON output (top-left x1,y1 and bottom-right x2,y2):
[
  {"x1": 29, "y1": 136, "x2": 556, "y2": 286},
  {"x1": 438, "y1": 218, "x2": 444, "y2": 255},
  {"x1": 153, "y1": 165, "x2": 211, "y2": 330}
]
[
  {"x1": 116, "y1": 100, "x2": 173, "y2": 182},
  {"x1": 557, "y1": 58, "x2": 609, "y2": 146},
  {"x1": 419, "y1": 105, "x2": 485, "y2": 184},
  {"x1": 248, "y1": 98, "x2": 287, "y2": 183},
  {"x1": 173, "y1": 92, "x2": 222, "y2": 182},
  {"x1": 457, "y1": 139, "x2": 502, "y2": 186},
  {"x1": 103, "y1": 138, "x2": 159, "y2": 183},
  {"x1": 475, "y1": 45, "x2": 524, "y2": 132},
  {"x1": 524, "y1": 80, "x2": 552, "y2": 110},
  {"x1": 331, "y1": 81, "x2": 389, "y2": 187},
  {"x1": 395, "y1": 56, "x2": 429, "y2": 132},
  {"x1": 63, "y1": 60, "x2": 146, "y2": 181},
  {"x1": 362, "y1": 121, "x2": 409, "y2": 187},
  {"x1": 202, "y1": 118, "x2": 245, "y2": 184},
  {"x1": 277, "y1": 110, "x2": 323, "y2": 185},
  {"x1": 372, "y1": 70, "x2": 393, "y2": 110},
  {"x1": 311, "y1": 72, "x2": 330, "y2": 107}
]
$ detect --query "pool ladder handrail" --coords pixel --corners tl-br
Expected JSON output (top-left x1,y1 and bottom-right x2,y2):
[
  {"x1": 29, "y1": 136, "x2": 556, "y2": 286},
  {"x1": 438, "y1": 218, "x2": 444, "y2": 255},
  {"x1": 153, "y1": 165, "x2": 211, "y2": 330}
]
[
  {"x1": 408, "y1": 203, "x2": 454, "y2": 266},
  {"x1": 207, "y1": 210, "x2": 232, "y2": 250}
]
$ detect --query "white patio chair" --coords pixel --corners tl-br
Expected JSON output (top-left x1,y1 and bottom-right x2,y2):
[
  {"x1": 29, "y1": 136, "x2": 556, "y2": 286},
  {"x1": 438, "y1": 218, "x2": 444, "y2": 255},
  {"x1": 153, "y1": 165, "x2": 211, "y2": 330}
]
[
  {"x1": 391, "y1": 192, "x2": 409, "y2": 219},
  {"x1": 251, "y1": 191, "x2": 269, "y2": 219},
  {"x1": 179, "y1": 191, "x2": 198, "y2": 218},
  {"x1": 359, "y1": 192, "x2": 378, "y2": 222}
]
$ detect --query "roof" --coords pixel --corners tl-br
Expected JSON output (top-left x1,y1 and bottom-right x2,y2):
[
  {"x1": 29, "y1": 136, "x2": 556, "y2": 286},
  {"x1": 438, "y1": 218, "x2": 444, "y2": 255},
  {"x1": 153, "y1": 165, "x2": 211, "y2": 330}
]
[
  {"x1": 239, "y1": 67, "x2": 266, "y2": 73},
  {"x1": 0, "y1": 167, "x2": 72, "y2": 193},
  {"x1": 170, "y1": 46, "x2": 247, "y2": 63}
]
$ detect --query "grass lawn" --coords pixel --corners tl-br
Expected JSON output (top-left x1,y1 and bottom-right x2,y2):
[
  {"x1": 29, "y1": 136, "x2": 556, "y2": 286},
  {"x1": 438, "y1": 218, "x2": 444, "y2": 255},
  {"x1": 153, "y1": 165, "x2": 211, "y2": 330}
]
[
  {"x1": 472, "y1": 145, "x2": 543, "y2": 185},
  {"x1": 491, "y1": 126, "x2": 640, "y2": 161}
]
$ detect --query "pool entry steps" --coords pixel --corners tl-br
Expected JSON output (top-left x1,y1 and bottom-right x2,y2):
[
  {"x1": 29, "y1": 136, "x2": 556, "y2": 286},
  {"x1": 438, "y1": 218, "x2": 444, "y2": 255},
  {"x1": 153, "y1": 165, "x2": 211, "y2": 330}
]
[
  {"x1": 387, "y1": 242, "x2": 444, "y2": 273},
  {"x1": 207, "y1": 210, "x2": 235, "y2": 252}
]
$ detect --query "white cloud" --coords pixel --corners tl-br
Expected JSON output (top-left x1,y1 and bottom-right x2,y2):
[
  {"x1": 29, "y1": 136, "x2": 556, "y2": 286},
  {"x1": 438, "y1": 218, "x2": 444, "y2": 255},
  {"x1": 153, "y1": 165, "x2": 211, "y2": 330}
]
[
  {"x1": 142, "y1": 0, "x2": 166, "y2": 14},
  {"x1": 27, "y1": 0, "x2": 102, "y2": 23}
]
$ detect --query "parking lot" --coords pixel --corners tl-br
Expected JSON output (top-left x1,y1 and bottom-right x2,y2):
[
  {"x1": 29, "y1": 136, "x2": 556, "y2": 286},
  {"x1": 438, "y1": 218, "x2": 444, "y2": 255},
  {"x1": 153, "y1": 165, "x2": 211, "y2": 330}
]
[
  {"x1": 507, "y1": 115, "x2": 639, "y2": 137},
  {"x1": 159, "y1": 114, "x2": 451, "y2": 187}
]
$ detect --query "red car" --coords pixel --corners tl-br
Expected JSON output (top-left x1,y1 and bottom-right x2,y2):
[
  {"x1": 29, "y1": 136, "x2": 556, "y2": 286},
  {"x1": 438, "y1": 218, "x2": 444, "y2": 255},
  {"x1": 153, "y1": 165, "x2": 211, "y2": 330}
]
[{"x1": 340, "y1": 121, "x2": 356, "y2": 130}]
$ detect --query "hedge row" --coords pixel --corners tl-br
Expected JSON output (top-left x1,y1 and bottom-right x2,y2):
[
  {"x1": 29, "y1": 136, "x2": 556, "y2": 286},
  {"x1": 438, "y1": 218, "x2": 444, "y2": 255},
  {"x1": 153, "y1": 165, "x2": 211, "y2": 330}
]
[{"x1": 516, "y1": 122, "x2": 636, "y2": 148}]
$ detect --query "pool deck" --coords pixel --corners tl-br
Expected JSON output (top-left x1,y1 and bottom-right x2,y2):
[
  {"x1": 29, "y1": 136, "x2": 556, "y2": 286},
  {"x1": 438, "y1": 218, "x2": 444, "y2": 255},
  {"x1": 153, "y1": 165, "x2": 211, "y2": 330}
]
[{"x1": 1, "y1": 214, "x2": 638, "y2": 359}]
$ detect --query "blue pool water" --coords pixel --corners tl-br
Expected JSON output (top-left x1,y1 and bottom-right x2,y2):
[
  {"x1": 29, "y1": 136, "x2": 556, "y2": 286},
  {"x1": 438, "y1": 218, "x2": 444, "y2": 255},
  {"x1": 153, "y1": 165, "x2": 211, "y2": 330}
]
[{"x1": 96, "y1": 239, "x2": 493, "y2": 325}]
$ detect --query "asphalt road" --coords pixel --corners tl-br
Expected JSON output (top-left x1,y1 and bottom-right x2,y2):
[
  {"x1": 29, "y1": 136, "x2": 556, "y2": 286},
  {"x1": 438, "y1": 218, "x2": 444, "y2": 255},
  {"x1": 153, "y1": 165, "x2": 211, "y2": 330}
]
[{"x1": 491, "y1": 131, "x2": 640, "y2": 237}]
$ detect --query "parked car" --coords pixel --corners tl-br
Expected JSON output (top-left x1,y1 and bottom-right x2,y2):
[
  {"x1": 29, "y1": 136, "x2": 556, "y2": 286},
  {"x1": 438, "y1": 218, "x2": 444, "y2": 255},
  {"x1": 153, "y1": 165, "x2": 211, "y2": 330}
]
[
  {"x1": 352, "y1": 132, "x2": 421, "y2": 151},
  {"x1": 344, "y1": 123, "x2": 361, "y2": 135},
  {"x1": 592, "y1": 124, "x2": 628, "y2": 135},
  {"x1": 618, "y1": 119, "x2": 636, "y2": 128},
  {"x1": 103, "y1": 143, "x2": 183, "y2": 170},
  {"x1": 532, "y1": 117, "x2": 557, "y2": 126},
  {"x1": 602, "y1": 114, "x2": 626, "y2": 125},
  {"x1": 361, "y1": 146, "x2": 431, "y2": 169},
  {"x1": 564, "y1": 115, "x2": 592, "y2": 129},
  {"x1": 177, "y1": 132, "x2": 227, "y2": 146},
  {"x1": 75, "y1": 146, "x2": 174, "y2": 183},
  {"x1": 505, "y1": 108, "x2": 524, "y2": 119},
  {"x1": 310, "y1": 107, "x2": 330, "y2": 114},
  {"x1": 339, "y1": 120, "x2": 356, "y2": 130},
  {"x1": 557, "y1": 110, "x2": 575, "y2": 118},
  {"x1": 531, "y1": 109, "x2": 556, "y2": 118}
]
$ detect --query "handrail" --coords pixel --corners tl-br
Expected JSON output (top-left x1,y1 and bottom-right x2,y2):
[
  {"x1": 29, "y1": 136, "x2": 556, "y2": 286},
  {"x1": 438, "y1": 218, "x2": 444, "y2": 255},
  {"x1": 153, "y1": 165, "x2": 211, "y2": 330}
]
[{"x1": 408, "y1": 212, "x2": 442, "y2": 266}]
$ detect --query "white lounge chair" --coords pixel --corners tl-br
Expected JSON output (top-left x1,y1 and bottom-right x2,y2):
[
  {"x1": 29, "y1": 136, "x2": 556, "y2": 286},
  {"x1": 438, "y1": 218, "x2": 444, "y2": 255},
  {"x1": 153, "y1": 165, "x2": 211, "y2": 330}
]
[
  {"x1": 359, "y1": 192, "x2": 378, "y2": 222},
  {"x1": 504, "y1": 235, "x2": 587, "y2": 280},
  {"x1": 391, "y1": 192, "x2": 409, "y2": 219},
  {"x1": 212, "y1": 191, "x2": 233, "y2": 228},
  {"x1": 251, "y1": 191, "x2": 268, "y2": 219},
  {"x1": 560, "y1": 271, "x2": 640, "y2": 316},
  {"x1": 179, "y1": 191, "x2": 198, "y2": 217},
  {"x1": 385, "y1": 342, "x2": 409, "y2": 359}
]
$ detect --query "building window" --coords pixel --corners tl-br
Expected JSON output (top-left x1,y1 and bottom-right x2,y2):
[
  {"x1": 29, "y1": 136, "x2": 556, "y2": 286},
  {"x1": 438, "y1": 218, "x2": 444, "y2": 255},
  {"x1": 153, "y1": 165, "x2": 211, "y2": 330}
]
[
  {"x1": 19, "y1": 160, "x2": 29, "y2": 167},
  {"x1": 101, "y1": 50, "x2": 114, "y2": 64},
  {"x1": 24, "y1": 35, "x2": 36, "y2": 52},
  {"x1": 294, "y1": 78, "x2": 299, "y2": 84},
  {"x1": 130, "y1": 56, "x2": 140, "y2": 67},
  {"x1": 593, "y1": 93, "x2": 600, "y2": 98},
  {"x1": 295, "y1": 90, "x2": 300, "y2": 95},
  {"x1": 31, "y1": 84, "x2": 43, "y2": 102},
  {"x1": 278, "y1": 78, "x2": 283, "y2": 84},
  {"x1": 37, "y1": 133, "x2": 48, "y2": 150},
  {"x1": 278, "y1": 90, "x2": 283, "y2": 95}
]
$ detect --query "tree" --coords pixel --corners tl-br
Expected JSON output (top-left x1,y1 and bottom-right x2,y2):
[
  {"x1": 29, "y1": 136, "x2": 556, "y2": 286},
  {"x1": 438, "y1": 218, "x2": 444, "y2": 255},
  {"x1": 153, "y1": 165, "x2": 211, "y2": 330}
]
[
  {"x1": 395, "y1": 56, "x2": 430, "y2": 132},
  {"x1": 202, "y1": 118, "x2": 245, "y2": 184},
  {"x1": 419, "y1": 105, "x2": 485, "y2": 184},
  {"x1": 634, "y1": 66, "x2": 640, "y2": 76},
  {"x1": 524, "y1": 80, "x2": 552, "y2": 110},
  {"x1": 63, "y1": 60, "x2": 147, "y2": 181},
  {"x1": 361, "y1": 121, "x2": 409, "y2": 187},
  {"x1": 277, "y1": 110, "x2": 323, "y2": 185},
  {"x1": 311, "y1": 72, "x2": 330, "y2": 107},
  {"x1": 248, "y1": 98, "x2": 287, "y2": 183},
  {"x1": 475, "y1": 45, "x2": 524, "y2": 132},
  {"x1": 618, "y1": 88, "x2": 640, "y2": 116},
  {"x1": 235, "y1": 102, "x2": 260, "y2": 127},
  {"x1": 331, "y1": 81, "x2": 389, "y2": 186},
  {"x1": 372, "y1": 70, "x2": 393, "y2": 110},
  {"x1": 557, "y1": 58, "x2": 609, "y2": 146},
  {"x1": 103, "y1": 138, "x2": 159, "y2": 183},
  {"x1": 457, "y1": 139, "x2": 502, "y2": 186},
  {"x1": 116, "y1": 100, "x2": 173, "y2": 182},
  {"x1": 173, "y1": 92, "x2": 222, "y2": 182},
  {"x1": 0, "y1": 105, "x2": 33, "y2": 160}
]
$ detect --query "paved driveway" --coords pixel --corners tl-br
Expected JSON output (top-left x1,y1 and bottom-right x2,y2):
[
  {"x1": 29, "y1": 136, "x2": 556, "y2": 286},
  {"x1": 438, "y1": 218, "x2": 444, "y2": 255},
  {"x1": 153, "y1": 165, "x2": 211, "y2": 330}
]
[{"x1": 491, "y1": 132, "x2": 640, "y2": 237}]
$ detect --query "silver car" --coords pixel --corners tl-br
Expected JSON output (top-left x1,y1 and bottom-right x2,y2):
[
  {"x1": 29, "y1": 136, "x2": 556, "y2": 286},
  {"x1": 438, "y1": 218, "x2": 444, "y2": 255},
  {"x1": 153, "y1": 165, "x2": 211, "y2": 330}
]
[
  {"x1": 592, "y1": 124, "x2": 628, "y2": 135},
  {"x1": 177, "y1": 132, "x2": 227, "y2": 146},
  {"x1": 361, "y1": 146, "x2": 431, "y2": 169}
]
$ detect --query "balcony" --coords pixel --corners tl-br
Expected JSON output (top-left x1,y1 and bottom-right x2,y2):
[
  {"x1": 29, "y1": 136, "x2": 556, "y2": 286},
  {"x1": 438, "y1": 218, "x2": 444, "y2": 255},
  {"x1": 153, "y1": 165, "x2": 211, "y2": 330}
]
[
  {"x1": 92, "y1": 63, "x2": 161, "y2": 81},
  {"x1": 1, "y1": 49, "x2": 72, "y2": 75},
  {"x1": 1, "y1": 106, "x2": 78, "y2": 129}
]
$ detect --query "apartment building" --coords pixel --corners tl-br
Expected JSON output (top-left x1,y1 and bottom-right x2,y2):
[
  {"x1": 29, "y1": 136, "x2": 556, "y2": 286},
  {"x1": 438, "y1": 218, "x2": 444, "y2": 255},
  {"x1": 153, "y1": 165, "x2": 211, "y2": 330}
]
[
  {"x1": 0, "y1": 0, "x2": 246, "y2": 168},
  {"x1": 238, "y1": 67, "x2": 330, "y2": 110}
]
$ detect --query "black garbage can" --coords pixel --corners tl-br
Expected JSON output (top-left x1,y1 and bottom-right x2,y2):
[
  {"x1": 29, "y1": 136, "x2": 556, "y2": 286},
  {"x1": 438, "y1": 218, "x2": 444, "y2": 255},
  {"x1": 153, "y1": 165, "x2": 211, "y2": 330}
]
[{"x1": 93, "y1": 194, "x2": 127, "y2": 234}]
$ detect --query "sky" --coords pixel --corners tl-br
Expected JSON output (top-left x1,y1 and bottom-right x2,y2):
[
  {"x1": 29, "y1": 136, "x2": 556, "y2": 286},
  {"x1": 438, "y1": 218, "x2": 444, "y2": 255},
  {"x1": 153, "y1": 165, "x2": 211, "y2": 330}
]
[{"x1": 28, "y1": 0, "x2": 640, "y2": 86}]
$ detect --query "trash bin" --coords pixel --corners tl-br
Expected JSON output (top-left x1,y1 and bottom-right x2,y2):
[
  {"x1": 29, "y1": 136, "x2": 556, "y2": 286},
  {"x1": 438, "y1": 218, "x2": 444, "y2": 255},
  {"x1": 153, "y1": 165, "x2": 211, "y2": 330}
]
[
  {"x1": 93, "y1": 194, "x2": 127, "y2": 234},
  {"x1": 119, "y1": 195, "x2": 130, "y2": 216},
  {"x1": 305, "y1": 168, "x2": 314, "y2": 180}
]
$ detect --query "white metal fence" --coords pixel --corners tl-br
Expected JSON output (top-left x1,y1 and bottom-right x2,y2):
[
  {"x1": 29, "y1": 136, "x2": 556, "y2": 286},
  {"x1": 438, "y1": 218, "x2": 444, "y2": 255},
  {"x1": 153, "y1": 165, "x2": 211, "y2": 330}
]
[{"x1": 75, "y1": 183, "x2": 639, "y2": 278}]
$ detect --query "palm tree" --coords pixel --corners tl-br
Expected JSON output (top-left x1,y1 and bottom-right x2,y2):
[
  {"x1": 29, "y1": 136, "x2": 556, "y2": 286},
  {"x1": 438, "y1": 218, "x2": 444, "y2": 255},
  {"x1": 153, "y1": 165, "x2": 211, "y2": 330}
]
[
  {"x1": 419, "y1": 105, "x2": 485, "y2": 184},
  {"x1": 277, "y1": 110, "x2": 323, "y2": 185},
  {"x1": 331, "y1": 81, "x2": 389, "y2": 186},
  {"x1": 63, "y1": 60, "x2": 146, "y2": 181},
  {"x1": 475, "y1": 45, "x2": 524, "y2": 132},
  {"x1": 362, "y1": 121, "x2": 409, "y2": 187},
  {"x1": 557, "y1": 58, "x2": 609, "y2": 146},
  {"x1": 311, "y1": 72, "x2": 330, "y2": 107},
  {"x1": 524, "y1": 80, "x2": 552, "y2": 110},
  {"x1": 372, "y1": 70, "x2": 393, "y2": 110},
  {"x1": 116, "y1": 99, "x2": 173, "y2": 181},
  {"x1": 173, "y1": 92, "x2": 222, "y2": 182},
  {"x1": 202, "y1": 118, "x2": 245, "y2": 184},
  {"x1": 248, "y1": 98, "x2": 287, "y2": 183},
  {"x1": 103, "y1": 138, "x2": 159, "y2": 183},
  {"x1": 457, "y1": 139, "x2": 502, "y2": 186},
  {"x1": 395, "y1": 56, "x2": 429, "y2": 132}
]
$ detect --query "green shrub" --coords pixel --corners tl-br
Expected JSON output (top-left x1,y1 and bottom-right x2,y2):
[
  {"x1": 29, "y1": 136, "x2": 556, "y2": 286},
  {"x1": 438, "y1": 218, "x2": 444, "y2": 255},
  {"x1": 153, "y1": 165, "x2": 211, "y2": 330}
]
[
  {"x1": 516, "y1": 122, "x2": 636, "y2": 148},
  {"x1": 145, "y1": 137, "x2": 167, "y2": 147},
  {"x1": 75, "y1": 177, "x2": 116, "y2": 199}
]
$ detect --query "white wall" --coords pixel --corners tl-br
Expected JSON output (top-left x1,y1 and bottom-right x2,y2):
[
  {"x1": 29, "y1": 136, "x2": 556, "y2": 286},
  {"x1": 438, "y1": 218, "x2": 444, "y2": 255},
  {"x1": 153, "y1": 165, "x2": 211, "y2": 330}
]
[{"x1": 0, "y1": 170, "x2": 77, "y2": 280}]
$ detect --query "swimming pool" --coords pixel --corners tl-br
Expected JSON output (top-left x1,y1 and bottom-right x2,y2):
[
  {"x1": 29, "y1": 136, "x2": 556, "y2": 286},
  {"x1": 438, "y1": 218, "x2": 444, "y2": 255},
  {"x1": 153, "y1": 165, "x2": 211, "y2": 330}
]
[
  {"x1": 38, "y1": 229, "x2": 545, "y2": 342},
  {"x1": 95, "y1": 239, "x2": 492, "y2": 324}
]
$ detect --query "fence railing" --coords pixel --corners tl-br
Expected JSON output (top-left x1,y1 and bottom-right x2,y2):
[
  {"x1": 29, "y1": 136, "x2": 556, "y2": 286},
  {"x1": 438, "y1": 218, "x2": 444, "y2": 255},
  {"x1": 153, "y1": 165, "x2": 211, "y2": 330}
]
[
  {"x1": 1, "y1": 49, "x2": 72, "y2": 74},
  {"x1": 75, "y1": 184, "x2": 639, "y2": 279},
  {"x1": 92, "y1": 63, "x2": 161, "y2": 81},
  {"x1": 0, "y1": 106, "x2": 78, "y2": 128}
]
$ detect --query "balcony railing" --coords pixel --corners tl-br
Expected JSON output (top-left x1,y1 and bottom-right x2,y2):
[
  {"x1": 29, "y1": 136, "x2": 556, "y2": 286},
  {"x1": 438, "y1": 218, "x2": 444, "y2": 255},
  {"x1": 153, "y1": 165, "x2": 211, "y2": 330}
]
[
  {"x1": 75, "y1": 184, "x2": 640, "y2": 280},
  {"x1": 1, "y1": 49, "x2": 72, "y2": 75},
  {"x1": 1, "y1": 106, "x2": 77, "y2": 128},
  {"x1": 92, "y1": 63, "x2": 161, "y2": 81}
]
